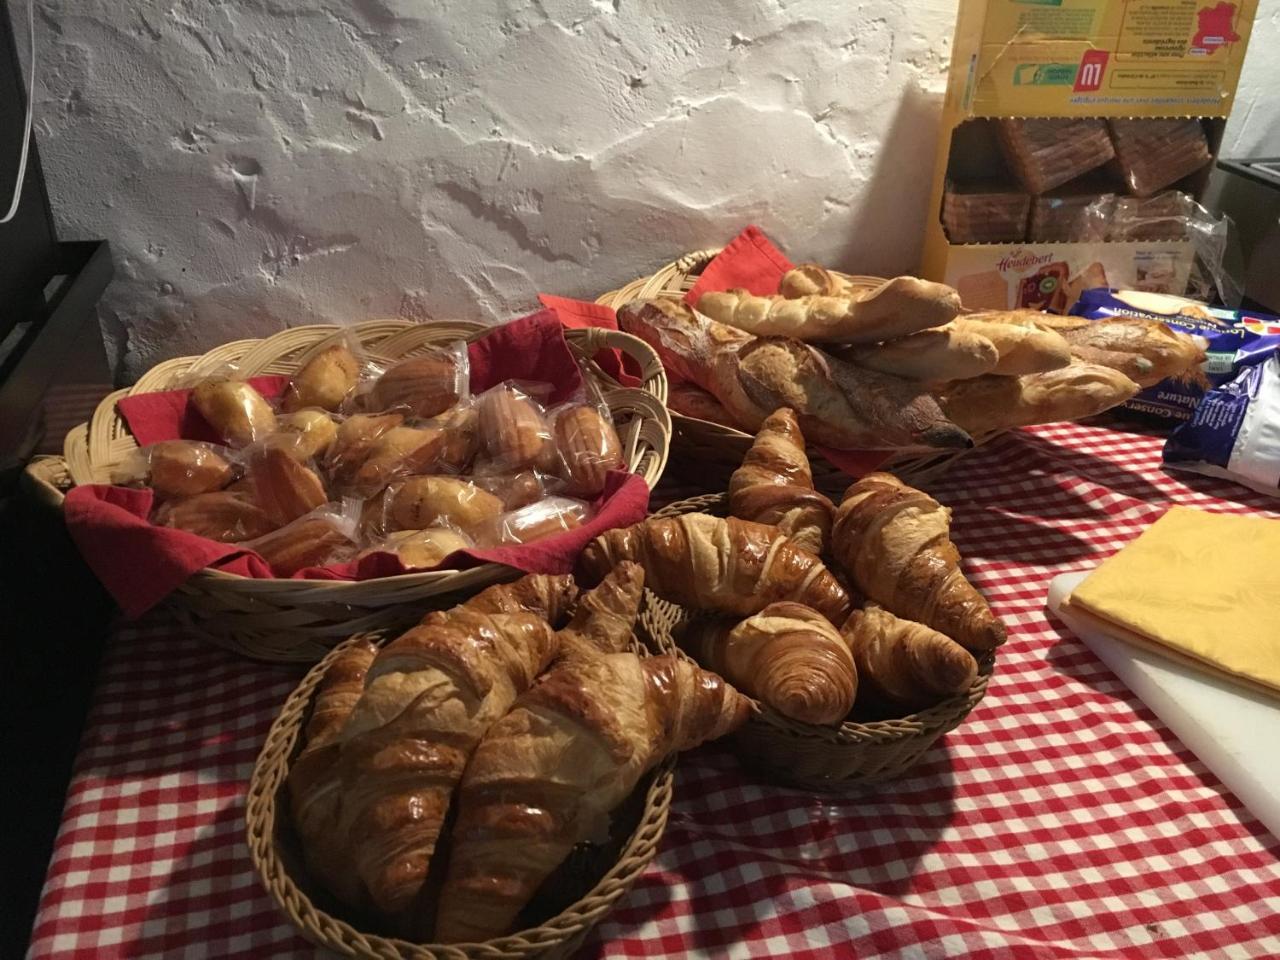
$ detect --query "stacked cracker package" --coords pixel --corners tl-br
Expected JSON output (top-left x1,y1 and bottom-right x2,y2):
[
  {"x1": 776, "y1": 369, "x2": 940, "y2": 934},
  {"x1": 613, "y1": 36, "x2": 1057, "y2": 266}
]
[{"x1": 921, "y1": 0, "x2": 1258, "y2": 312}]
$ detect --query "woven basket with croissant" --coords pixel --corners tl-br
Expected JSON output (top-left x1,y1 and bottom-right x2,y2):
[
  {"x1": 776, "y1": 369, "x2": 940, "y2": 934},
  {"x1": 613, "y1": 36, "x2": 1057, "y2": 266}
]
[
  {"x1": 247, "y1": 572, "x2": 748, "y2": 959},
  {"x1": 25, "y1": 319, "x2": 670, "y2": 663},
  {"x1": 631, "y1": 492, "x2": 994, "y2": 789}
]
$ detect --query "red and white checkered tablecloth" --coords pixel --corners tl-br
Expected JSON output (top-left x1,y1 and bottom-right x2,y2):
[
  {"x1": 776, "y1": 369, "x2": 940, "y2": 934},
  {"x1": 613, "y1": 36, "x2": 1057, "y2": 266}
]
[{"x1": 26, "y1": 422, "x2": 1280, "y2": 960}]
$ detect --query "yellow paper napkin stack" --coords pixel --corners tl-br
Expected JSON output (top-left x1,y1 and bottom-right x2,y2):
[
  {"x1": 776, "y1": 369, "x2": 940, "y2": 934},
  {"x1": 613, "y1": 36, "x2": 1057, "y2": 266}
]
[{"x1": 1065, "y1": 506, "x2": 1280, "y2": 699}]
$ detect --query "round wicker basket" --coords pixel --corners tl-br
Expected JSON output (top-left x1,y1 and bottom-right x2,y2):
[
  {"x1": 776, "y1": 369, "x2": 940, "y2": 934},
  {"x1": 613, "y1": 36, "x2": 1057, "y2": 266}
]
[
  {"x1": 246, "y1": 625, "x2": 674, "y2": 959},
  {"x1": 25, "y1": 320, "x2": 671, "y2": 662},
  {"x1": 642, "y1": 492, "x2": 995, "y2": 790},
  {"x1": 595, "y1": 249, "x2": 987, "y2": 495}
]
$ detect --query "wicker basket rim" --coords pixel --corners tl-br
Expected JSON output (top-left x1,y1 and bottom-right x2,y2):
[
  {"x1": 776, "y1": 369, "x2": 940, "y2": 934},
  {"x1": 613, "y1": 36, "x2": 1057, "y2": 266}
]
[{"x1": 246, "y1": 629, "x2": 674, "y2": 959}]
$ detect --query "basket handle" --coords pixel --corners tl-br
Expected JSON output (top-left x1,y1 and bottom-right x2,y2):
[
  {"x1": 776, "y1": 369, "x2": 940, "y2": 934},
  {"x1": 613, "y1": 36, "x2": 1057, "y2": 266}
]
[{"x1": 564, "y1": 327, "x2": 668, "y2": 405}]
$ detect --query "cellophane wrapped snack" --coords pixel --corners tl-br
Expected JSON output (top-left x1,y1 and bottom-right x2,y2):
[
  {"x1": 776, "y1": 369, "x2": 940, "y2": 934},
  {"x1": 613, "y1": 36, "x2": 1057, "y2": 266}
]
[
  {"x1": 480, "y1": 496, "x2": 594, "y2": 547},
  {"x1": 357, "y1": 527, "x2": 475, "y2": 571},
  {"x1": 473, "y1": 381, "x2": 557, "y2": 475},
  {"x1": 242, "y1": 500, "x2": 361, "y2": 576},
  {"x1": 358, "y1": 341, "x2": 469, "y2": 418},
  {"x1": 281, "y1": 330, "x2": 370, "y2": 413},
  {"x1": 114, "y1": 440, "x2": 238, "y2": 499},
  {"x1": 549, "y1": 399, "x2": 625, "y2": 498}
]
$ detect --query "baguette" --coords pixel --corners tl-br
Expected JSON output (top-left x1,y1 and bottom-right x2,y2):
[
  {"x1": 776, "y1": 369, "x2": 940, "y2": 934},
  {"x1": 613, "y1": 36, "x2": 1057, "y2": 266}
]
[
  {"x1": 668, "y1": 382, "x2": 743, "y2": 429},
  {"x1": 738, "y1": 337, "x2": 973, "y2": 451},
  {"x1": 698, "y1": 277, "x2": 962, "y2": 344},
  {"x1": 616, "y1": 298, "x2": 768, "y2": 431},
  {"x1": 941, "y1": 362, "x2": 1140, "y2": 435},
  {"x1": 841, "y1": 324, "x2": 1000, "y2": 381},
  {"x1": 953, "y1": 314, "x2": 1073, "y2": 375}
]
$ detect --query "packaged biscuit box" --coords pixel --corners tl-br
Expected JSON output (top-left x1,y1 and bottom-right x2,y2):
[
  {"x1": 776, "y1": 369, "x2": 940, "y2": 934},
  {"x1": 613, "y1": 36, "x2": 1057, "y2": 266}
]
[{"x1": 921, "y1": 0, "x2": 1259, "y2": 312}]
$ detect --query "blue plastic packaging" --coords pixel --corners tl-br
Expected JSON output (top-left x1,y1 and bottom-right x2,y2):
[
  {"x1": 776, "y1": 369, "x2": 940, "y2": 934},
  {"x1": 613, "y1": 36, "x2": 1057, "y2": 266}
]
[{"x1": 1071, "y1": 289, "x2": 1280, "y2": 422}]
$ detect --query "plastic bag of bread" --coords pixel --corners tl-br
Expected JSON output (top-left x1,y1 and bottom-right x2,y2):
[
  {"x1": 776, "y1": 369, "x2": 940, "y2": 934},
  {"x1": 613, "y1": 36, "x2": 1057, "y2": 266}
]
[
  {"x1": 383, "y1": 475, "x2": 505, "y2": 538},
  {"x1": 262, "y1": 409, "x2": 339, "y2": 462},
  {"x1": 152, "y1": 490, "x2": 277, "y2": 543},
  {"x1": 114, "y1": 440, "x2": 238, "y2": 499},
  {"x1": 242, "y1": 444, "x2": 331, "y2": 527},
  {"x1": 190, "y1": 376, "x2": 278, "y2": 447},
  {"x1": 549, "y1": 398, "x2": 624, "y2": 498},
  {"x1": 360, "y1": 341, "x2": 469, "y2": 418},
  {"x1": 281, "y1": 331, "x2": 370, "y2": 413},
  {"x1": 479, "y1": 496, "x2": 594, "y2": 546},
  {"x1": 473, "y1": 381, "x2": 558, "y2": 475},
  {"x1": 357, "y1": 527, "x2": 474, "y2": 571},
  {"x1": 242, "y1": 501, "x2": 360, "y2": 576}
]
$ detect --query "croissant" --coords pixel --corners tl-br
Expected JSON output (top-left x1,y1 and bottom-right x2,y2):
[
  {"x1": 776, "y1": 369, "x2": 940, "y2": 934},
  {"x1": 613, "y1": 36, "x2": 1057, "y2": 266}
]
[
  {"x1": 433, "y1": 652, "x2": 749, "y2": 943},
  {"x1": 556, "y1": 561, "x2": 645, "y2": 659},
  {"x1": 728, "y1": 407, "x2": 833, "y2": 554},
  {"x1": 287, "y1": 639, "x2": 378, "y2": 908},
  {"x1": 460, "y1": 573, "x2": 580, "y2": 628},
  {"x1": 832, "y1": 473, "x2": 1005, "y2": 652},
  {"x1": 334, "y1": 607, "x2": 559, "y2": 917},
  {"x1": 842, "y1": 603, "x2": 977, "y2": 711},
  {"x1": 697, "y1": 278, "x2": 962, "y2": 345},
  {"x1": 681, "y1": 601, "x2": 856, "y2": 725},
  {"x1": 580, "y1": 513, "x2": 852, "y2": 625}
]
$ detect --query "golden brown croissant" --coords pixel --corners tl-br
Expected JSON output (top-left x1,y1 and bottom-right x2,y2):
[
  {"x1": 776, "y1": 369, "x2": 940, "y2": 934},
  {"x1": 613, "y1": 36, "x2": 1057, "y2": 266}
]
[
  {"x1": 697, "y1": 278, "x2": 962, "y2": 344},
  {"x1": 334, "y1": 607, "x2": 559, "y2": 918},
  {"x1": 832, "y1": 473, "x2": 1005, "y2": 652},
  {"x1": 433, "y1": 652, "x2": 748, "y2": 943},
  {"x1": 460, "y1": 573, "x2": 580, "y2": 628},
  {"x1": 287, "y1": 639, "x2": 378, "y2": 909},
  {"x1": 681, "y1": 601, "x2": 856, "y2": 725},
  {"x1": 728, "y1": 407, "x2": 833, "y2": 554},
  {"x1": 842, "y1": 603, "x2": 977, "y2": 711},
  {"x1": 556, "y1": 561, "x2": 645, "y2": 659},
  {"x1": 580, "y1": 513, "x2": 852, "y2": 625}
]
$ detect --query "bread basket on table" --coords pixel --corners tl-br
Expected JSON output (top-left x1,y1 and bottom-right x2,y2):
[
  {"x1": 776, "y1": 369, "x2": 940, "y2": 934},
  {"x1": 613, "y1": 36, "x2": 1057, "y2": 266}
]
[
  {"x1": 25, "y1": 319, "x2": 670, "y2": 663},
  {"x1": 595, "y1": 248, "x2": 998, "y2": 496},
  {"x1": 639, "y1": 492, "x2": 994, "y2": 791},
  {"x1": 245, "y1": 609, "x2": 675, "y2": 960}
]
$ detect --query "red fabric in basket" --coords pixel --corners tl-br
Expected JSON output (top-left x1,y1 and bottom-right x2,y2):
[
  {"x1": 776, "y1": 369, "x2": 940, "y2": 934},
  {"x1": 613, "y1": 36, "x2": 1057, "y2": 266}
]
[
  {"x1": 117, "y1": 375, "x2": 291, "y2": 447},
  {"x1": 685, "y1": 224, "x2": 795, "y2": 304},
  {"x1": 537, "y1": 293, "x2": 642, "y2": 387},
  {"x1": 65, "y1": 312, "x2": 650, "y2": 618}
]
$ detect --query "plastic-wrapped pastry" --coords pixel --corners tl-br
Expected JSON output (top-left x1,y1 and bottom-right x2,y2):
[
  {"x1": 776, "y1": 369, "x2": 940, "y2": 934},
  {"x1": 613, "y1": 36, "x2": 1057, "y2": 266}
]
[
  {"x1": 366, "y1": 343, "x2": 468, "y2": 418},
  {"x1": 387, "y1": 476, "x2": 504, "y2": 536},
  {"x1": 476, "y1": 382, "x2": 557, "y2": 474},
  {"x1": 153, "y1": 491, "x2": 277, "y2": 543},
  {"x1": 553, "y1": 403, "x2": 624, "y2": 498},
  {"x1": 117, "y1": 440, "x2": 236, "y2": 499},
  {"x1": 244, "y1": 504, "x2": 359, "y2": 576},
  {"x1": 483, "y1": 496, "x2": 593, "y2": 546},
  {"x1": 191, "y1": 378, "x2": 277, "y2": 447},
  {"x1": 283, "y1": 342, "x2": 361, "y2": 412},
  {"x1": 358, "y1": 527, "x2": 473, "y2": 570}
]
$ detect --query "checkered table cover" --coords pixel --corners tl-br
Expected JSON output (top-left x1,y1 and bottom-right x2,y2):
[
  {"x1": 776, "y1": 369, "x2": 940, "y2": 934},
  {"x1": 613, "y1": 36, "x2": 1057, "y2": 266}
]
[{"x1": 26, "y1": 423, "x2": 1280, "y2": 960}]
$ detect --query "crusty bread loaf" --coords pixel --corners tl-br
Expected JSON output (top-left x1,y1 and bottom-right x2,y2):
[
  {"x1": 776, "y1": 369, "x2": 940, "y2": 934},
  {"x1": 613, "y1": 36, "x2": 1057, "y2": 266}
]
[
  {"x1": 954, "y1": 314, "x2": 1073, "y2": 375},
  {"x1": 841, "y1": 324, "x2": 1000, "y2": 382},
  {"x1": 941, "y1": 362, "x2": 1140, "y2": 434},
  {"x1": 737, "y1": 337, "x2": 972, "y2": 451}
]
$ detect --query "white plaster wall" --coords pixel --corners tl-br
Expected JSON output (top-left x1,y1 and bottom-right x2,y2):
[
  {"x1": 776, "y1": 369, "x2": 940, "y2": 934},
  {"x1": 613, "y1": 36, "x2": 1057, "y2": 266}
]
[{"x1": 24, "y1": 0, "x2": 1280, "y2": 378}]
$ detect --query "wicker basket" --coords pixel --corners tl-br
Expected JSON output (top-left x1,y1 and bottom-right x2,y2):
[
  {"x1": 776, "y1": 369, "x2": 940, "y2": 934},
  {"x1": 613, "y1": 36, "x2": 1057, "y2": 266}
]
[
  {"x1": 246, "y1": 625, "x2": 674, "y2": 960},
  {"x1": 642, "y1": 493, "x2": 995, "y2": 790},
  {"x1": 596, "y1": 249, "x2": 986, "y2": 495},
  {"x1": 26, "y1": 320, "x2": 670, "y2": 662}
]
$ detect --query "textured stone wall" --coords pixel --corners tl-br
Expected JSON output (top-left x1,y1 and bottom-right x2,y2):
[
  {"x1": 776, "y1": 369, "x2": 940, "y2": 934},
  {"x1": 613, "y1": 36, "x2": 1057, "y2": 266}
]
[{"x1": 27, "y1": 0, "x2": 1280, "y2": 377}]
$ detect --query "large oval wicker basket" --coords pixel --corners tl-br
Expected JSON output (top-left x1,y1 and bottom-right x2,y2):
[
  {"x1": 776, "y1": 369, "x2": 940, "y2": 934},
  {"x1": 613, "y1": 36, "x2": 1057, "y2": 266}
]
[
  {"x1": 642, "y1": 492, "x2": 995, "y2": 790},
  {"x1": 26, "y1": 320, "x2": 670, "y2": 662},
  {"x1": 596, "y1": 249, "x2": 991, "y2": 495},
  {"x1": 246, "y1": 623, "x2": 674, "y2": 959}
]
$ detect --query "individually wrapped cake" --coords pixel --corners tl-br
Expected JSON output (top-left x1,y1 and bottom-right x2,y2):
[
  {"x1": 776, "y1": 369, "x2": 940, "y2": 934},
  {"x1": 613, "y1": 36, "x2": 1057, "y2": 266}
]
[
  {"x1": 550, "y1": 401, "x2": 625, "y2": 498},
  {"x1": 114, "y1": 440, "x2": 237, "y2": 499},
  {"x1": 942, "y1": 180, "x2": 1031, "y2": 243},
  {"x1": 357, "y1": 527, "x2": 474, "y2": 571},
  {"x1": 474, "y1": 381, "x2": 557, "y2": 474},
  {"x1": 281, "y1": 332, "x2": 366, "y2": 413},
  {"x1": 995, "y1": 118, "x2": 1115, "y2": 195},
  {"x1": 361, "y1": 341, "x2": 469, "y2": 418},
  {"x1": 152, "y1": 491, "x2": 277, "y2": 543},
  {"x1": 384, "y1": 475, "x2": 505, "y2": 538},
  {"x1": 190, "y1": 377, "x2": 278, "y2": 447},
  {"x1": 1108, "y1": 119, "x2": 1210, "y2": 198},
  {"x1": 243, "y1": 501, "x2": 360, "y2": 576}
]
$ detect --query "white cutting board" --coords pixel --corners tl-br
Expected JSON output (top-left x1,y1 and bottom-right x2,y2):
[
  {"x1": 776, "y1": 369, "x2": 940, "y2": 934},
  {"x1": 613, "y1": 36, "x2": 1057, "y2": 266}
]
[{"x1": 1048, "y1": 571, "x2": 1280, "y2": 842}]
